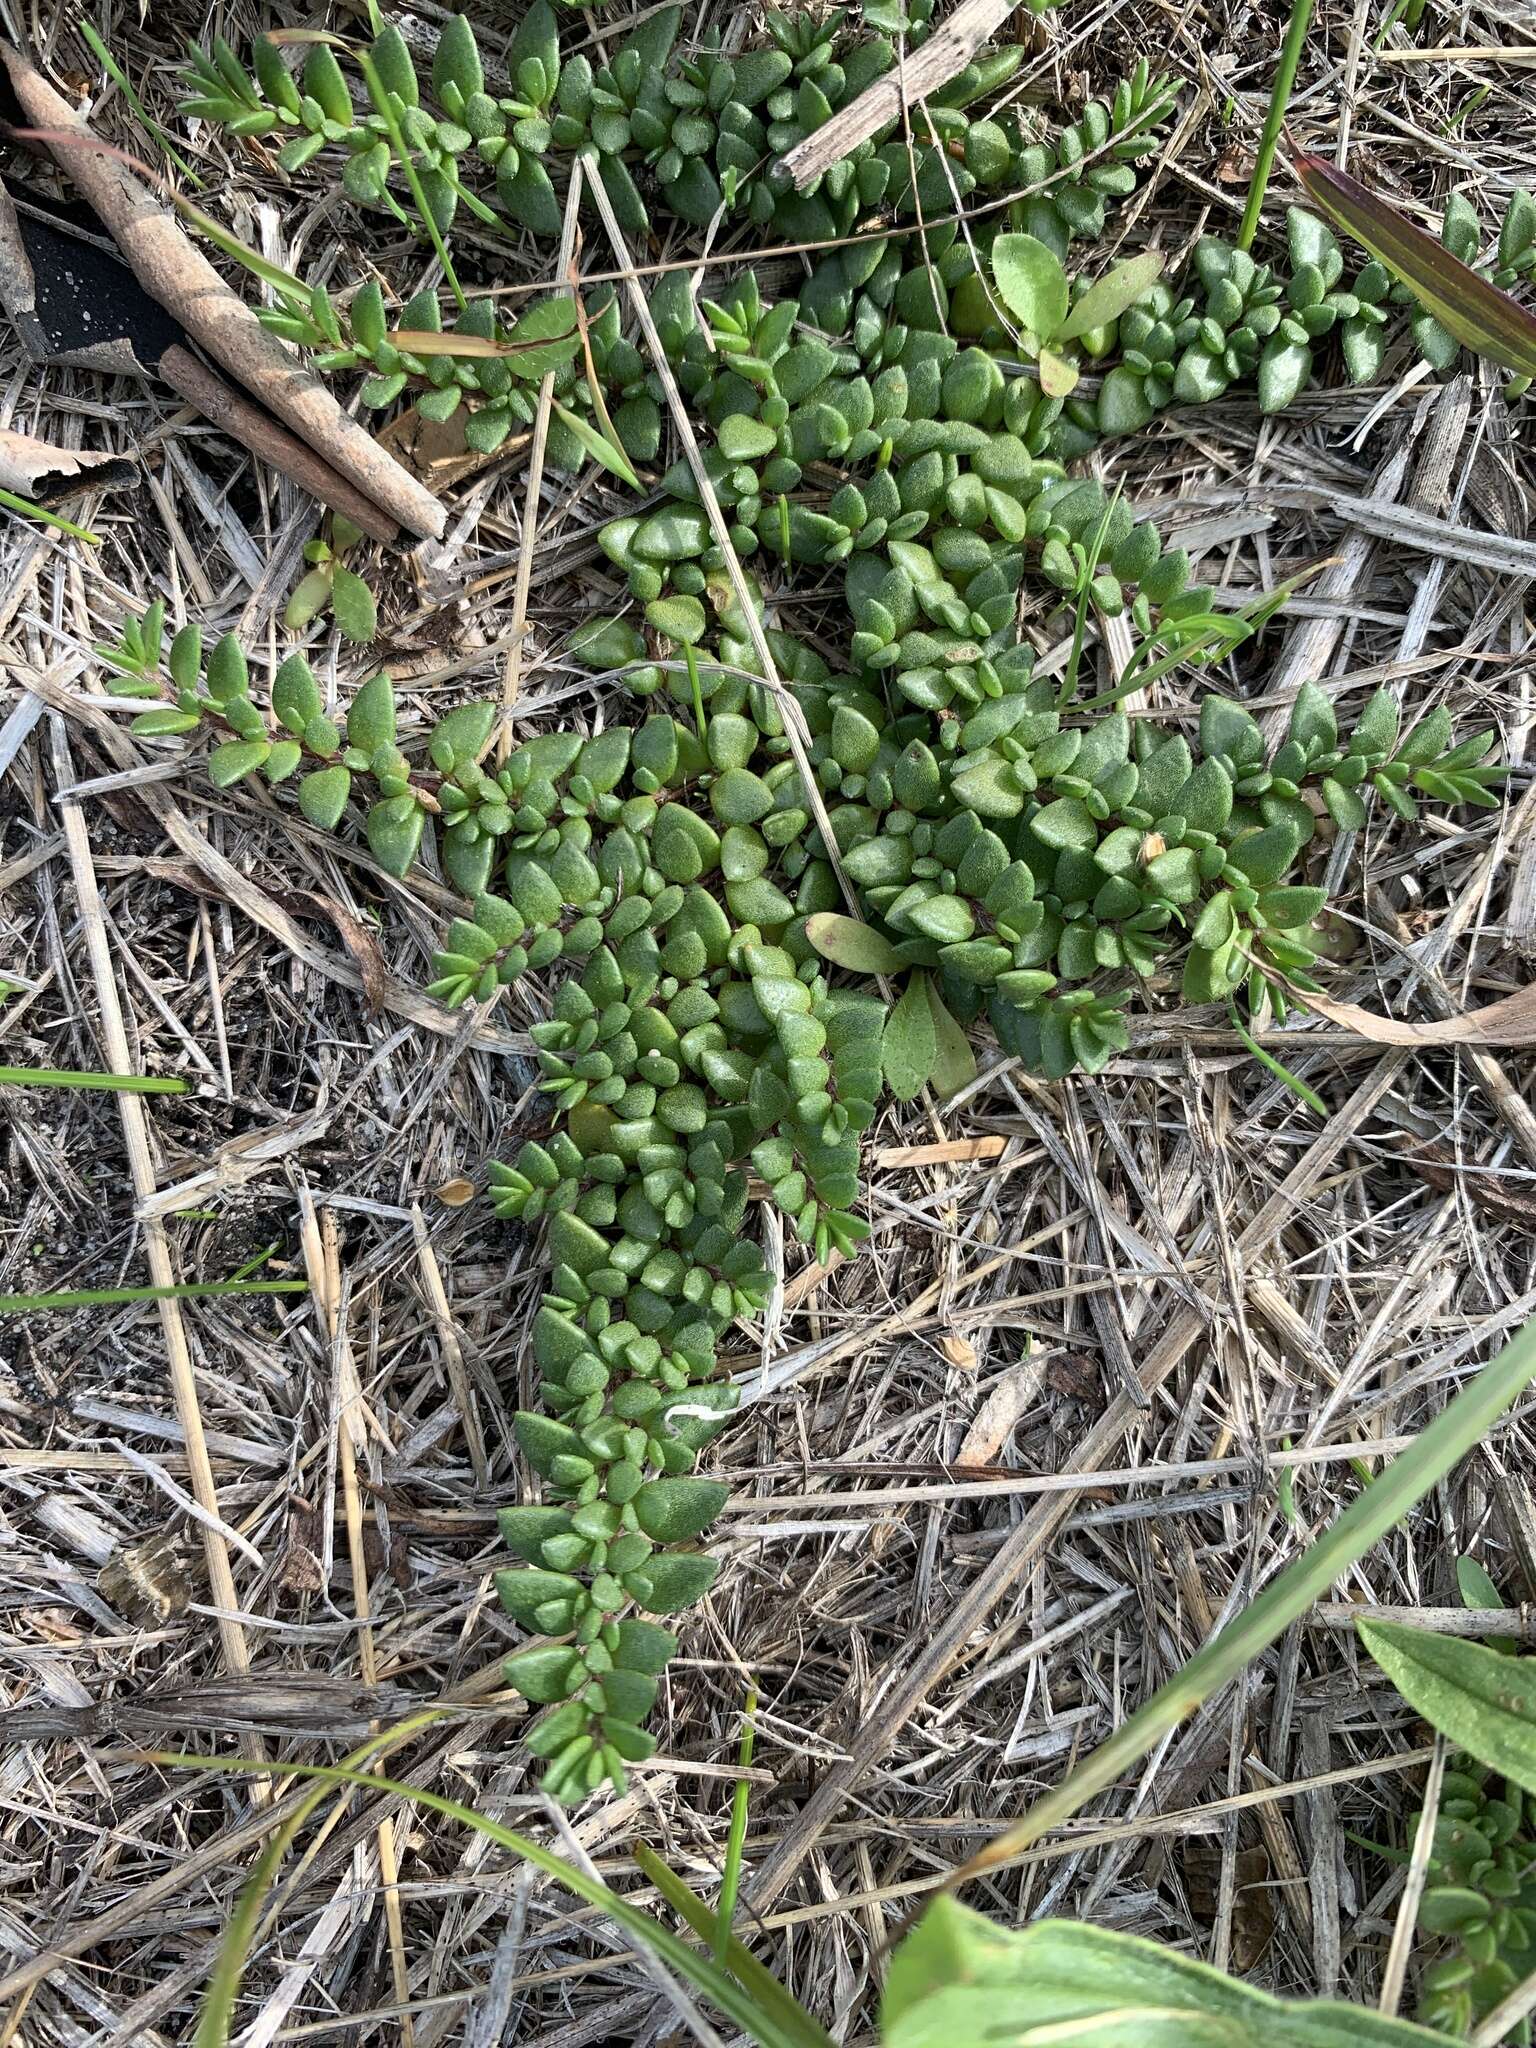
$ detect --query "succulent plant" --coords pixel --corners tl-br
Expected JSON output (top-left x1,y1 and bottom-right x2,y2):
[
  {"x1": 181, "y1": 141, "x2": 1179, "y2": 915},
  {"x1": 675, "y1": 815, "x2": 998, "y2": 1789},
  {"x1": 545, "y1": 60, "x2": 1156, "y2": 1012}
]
[{"x1": 115, "y1": 19, "x2": 1520, "y2": 1806}]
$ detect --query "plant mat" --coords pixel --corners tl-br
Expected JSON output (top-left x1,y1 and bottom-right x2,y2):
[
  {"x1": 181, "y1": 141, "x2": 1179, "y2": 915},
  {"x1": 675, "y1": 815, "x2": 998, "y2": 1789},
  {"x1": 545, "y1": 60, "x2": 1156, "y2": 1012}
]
[{"x1": 1, "y1": 0, "x2": 1536, "y2": 2041}]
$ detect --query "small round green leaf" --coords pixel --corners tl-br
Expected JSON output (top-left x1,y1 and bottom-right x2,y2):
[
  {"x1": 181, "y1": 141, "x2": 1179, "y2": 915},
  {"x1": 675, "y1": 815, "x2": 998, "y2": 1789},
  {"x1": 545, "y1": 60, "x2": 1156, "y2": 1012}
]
[{"x1": 805, "y1": 913, "x2": 903, "y2": 975}]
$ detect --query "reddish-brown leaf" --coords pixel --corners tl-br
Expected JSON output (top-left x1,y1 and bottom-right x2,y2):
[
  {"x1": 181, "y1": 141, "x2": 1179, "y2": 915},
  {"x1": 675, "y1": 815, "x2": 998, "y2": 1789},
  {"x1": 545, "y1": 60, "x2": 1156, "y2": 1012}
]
[{"x1": 1290, "y1": 146, "x2": 1536, "y2": 378}]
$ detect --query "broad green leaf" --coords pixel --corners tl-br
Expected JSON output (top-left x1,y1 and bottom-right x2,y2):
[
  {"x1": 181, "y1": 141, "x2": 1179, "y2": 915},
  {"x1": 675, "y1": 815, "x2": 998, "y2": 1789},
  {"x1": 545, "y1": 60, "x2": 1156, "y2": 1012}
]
[
  {"x1": 368, "y1": 21, "x2": 418, "y2": 109},
  {"x1": 718, "y1": 414, "x2": 778, "y2": 462},
  {"x1": 632, "y1": 1477, "x2": 730, "y2": 1543},
  {"x1": 646, "y1": 595, "x2": 707, "y2": 647},
  {"x1": 350, "y1": 280, "x2": 387, "y2": 354},
  {"x1": 883, "y1": 1904, "x2": 1447, "y2": 2048},
  {"x1": 884, "y1": 975, "x2": 938, "y2": 1102},
  {"x1": 1293, "y1": 149, "x2": 1536, "y2": 378},
  {"x1": 944, "y1": 1302, "x2": 1536, "y2": 1890},
  {"x1": 168, "y1": 622, "x2": 202, "y2": 690},
  {"x1": 501, "y1": 1645, "x2": 583, "y2": 1703},
  {"x1": 1057, "y1": 251, "x2": 1166, "y2": 342},
  {"x1": 346, "y1": 671, "x2": 396, "y2": 755},
  {"x1": 208, "y1": 739, "x2": 269, "y2": 787},
  {"x1": 506, "y1": 292, "x2": 584, "y2": 376},
  {"x1": 804, "y1": 912, "x2": 903, "y2": 976},
  {"x1": 628, "y1": 1550, "x2": 720, "y2": 1613},
  {"x1": 989, "y1": 233, "x2": 1069, "y2": 338},
  {"x1": 1037, "y1": 346, "x2": 1079, "y2": 397},
  {"x1": 1358, "y1": 1620, "x2": 1536, "y2": 1787},
  {"x1": 552, "y1": 400, "x2": 641, "y2": 490},
  {"x1": 298, "y1": 765, "x2": 350, "y2": 830},
  {"x1": 272, "y1": 654, "x2": 322, "y2": 735},
  {"x1": 428, "y1": 700, "x2": 496, "y2": 772},
  {"x1": 131, "y1": 708, "x2": 200, "y2": 737},
  {"x1": 330, "y1": 567, "x2": 377, "y2": 645},
  {"x1": 206, "y1": 632, "x2": 248, "y2": 703},
  {"x1": 366, "y1": 794, "x2": 425, "y2": 876},
  {"x1": 432, "y1": 10, "x2": 483, "y2": 101},
  {"x1": 926, "y1": 982, "x2": 978, "y2": 1100}
]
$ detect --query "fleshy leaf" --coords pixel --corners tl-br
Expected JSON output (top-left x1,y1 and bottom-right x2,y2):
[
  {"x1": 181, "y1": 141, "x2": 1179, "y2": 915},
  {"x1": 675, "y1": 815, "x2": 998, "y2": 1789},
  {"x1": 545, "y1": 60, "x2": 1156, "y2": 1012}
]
[
  {"x1": 989, "y1": 233, "x2": 1070, "y2": 338},
  {"x1": 805, "y1": 912, "x2": 903, "y2": 975}
]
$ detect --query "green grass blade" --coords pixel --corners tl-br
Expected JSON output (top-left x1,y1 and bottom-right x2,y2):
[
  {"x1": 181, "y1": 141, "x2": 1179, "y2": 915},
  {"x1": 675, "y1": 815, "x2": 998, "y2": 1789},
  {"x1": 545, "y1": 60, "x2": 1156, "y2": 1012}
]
[
  {"x1": 0, "y1": 485, "x2": 100, "y2": 543},
  {"x1": 194, "y1": 1712, "x2": 447, "y2": 2048},
  {"x1": 357, "y1": 51, "x2": 467, "y2": 313},
  {"x1": 552, "y1": 400, "x2": 642, "y2": 490},
  {"x1": 78, "y1": 21, "x2": 207, "y2": 189},
  {"x1": 1225, "y1": 1002, "x2": 1328, "y2": 1115},
  {"x1": 716, "y1": 1688, "x2": 757, "y2": 1962},
  {"x1": 943, "y1": 1301, "x2": 1536, "y2": 1892},
  {"x1": 146, "y1": 1751, "x2": 822, "y2": 2048},
  {"x1": 1238, "y1": 0, "x2": 1317, "y2": 251},
  {"x1": 634, "y1": 1843, "x2": 837, "y2": 2048},
  {"x1": 0, "y1": 1065, "x2": 188, "y2": 1092},
  {"x1": 0, "y1": 1281, "x2": 307, "y2": 1312}
]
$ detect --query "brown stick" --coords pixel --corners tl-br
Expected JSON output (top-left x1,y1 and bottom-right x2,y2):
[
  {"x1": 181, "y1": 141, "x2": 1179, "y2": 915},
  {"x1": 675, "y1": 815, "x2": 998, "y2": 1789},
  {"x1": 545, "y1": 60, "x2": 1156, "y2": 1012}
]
[
  {"x1": 0, "y1": 42, "x2": 445, "y2": 542},
  {"x1": 159, "y1": 344, "x2": 398, "y2": 544},
  {"x1": 775, "y1": 0, "x2": 1017, "y2": 191}
]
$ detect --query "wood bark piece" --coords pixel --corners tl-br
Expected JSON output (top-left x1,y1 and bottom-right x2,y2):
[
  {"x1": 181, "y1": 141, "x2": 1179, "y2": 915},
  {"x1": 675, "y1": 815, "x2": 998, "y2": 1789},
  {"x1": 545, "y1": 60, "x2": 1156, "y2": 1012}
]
[
  {"x1": 157, "y1": 344, "x2": 398, "y2": 543},
  {"x1": 1296, "y1": 978, "x2": 1536, "y2": 1046},
  {"x1": 0, "y1": 42, "x2": 445, "y2": 541},
  {"x1": 776, "y1": 0, "x2": 1016, "y2": 190},
  {"x1": 0, "y1": 425, "x2": 133, "y2": 500}
]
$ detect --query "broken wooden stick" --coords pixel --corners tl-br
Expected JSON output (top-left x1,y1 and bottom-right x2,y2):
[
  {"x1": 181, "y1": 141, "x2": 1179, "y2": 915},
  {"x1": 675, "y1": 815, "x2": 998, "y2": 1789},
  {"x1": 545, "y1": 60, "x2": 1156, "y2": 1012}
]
[
  {"x1": 776, "y1": 0, "x2": 1018, "y2": 191},
  {"x1": 0, "y1": 42, "x2": 446, "y2": 541}
]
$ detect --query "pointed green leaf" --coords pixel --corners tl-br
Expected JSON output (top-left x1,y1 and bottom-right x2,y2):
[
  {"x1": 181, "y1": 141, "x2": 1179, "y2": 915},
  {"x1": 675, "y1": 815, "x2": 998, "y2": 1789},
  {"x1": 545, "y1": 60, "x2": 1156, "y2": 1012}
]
[
  {"x1": 330, "y1": 567, "x2": 377, "y2": 645},
  {"x1": 632, "y1": 1477, "x2": 730, "y2": 1544},
  {"x1": 1058, "y1": 251, "x2": 1166, "y2": 342},
  {"x1": 1358, "y1": 1621, "x2": 1536, "y2": 1789},
  {"x1": 367, "y1": 794, "x2": 425, "y2": 876},
  {"x1": 990, "y1": 233, "x2": 1069, "y2": 338},
  {"x1": 884, "y1": 975, "x2": 938, "y2": 1102},
  {"x1": 298, "y1": 765, "x2": 351, "y2": 831},
  {"x1": 502, "y1": 1645, "x2": 584, "y2": 1704},
  {"x1": 628, "y1": 1550, "x2": 720, "y2": 1614},
  {"x1": 804, "y1": 913, "x2": 903, "y2": 975},
  {"x1": 926, "y1": 982, "x2": 977, "y2": 1100},
  {"x1": 346, "y1": 671, "x2": 396, "y2": 755},
  {"x1": 208, "y1": 739, "x2": 269, "y2": 787},
  {"x1": 551, "y1": 400, "x2": 641, "y2": 490}
]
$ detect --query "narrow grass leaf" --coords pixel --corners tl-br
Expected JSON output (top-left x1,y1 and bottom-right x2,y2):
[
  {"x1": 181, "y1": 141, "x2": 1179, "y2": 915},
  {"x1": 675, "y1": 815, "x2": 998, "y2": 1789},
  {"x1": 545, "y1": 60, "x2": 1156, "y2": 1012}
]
[
  {"x1": 552, "y1": 400, "x2": 641, "y2": 489},
  {"x1": 941, "y1": 1302, "x2": 1536, "y2": 1892},
  {"x1": 0, "y1": 1065, "x2": 188, "y2": 1092},
  {"x1": 1292, "y1": 148, "x2": 1536, "y2": 377},
  {"x1": 1, "y1": 1281, "x2": 307, "y2": 1312},
  {"x1": 635, "y1": 1844, "x2": 837, "y2": 2048},
  {"x1": 150, "y1": 1750, "x2": 825, "y2": 2048}
]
